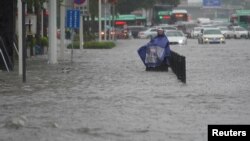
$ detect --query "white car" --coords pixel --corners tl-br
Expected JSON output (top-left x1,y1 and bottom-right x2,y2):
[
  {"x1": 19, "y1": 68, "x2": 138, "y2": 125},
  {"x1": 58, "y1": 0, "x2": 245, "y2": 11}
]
[
  {"x1": 231, "y1": 26, "x2": 248, "y2": 39},
  {"x1": 198, "y1": 28, "x2": 225, "y2": 44},
  {"x1": 138, "y1": 28, "x2": 157, "y2": 39},
  {"x1": 218, "y1": 26, "x2": 234, "y2": 39},
  {"x1": 156, "y1": 25, "x2": 177, "y2": 31},
  {"x1": 165, "y1": 30, "x2": 187, "y2": 45}
]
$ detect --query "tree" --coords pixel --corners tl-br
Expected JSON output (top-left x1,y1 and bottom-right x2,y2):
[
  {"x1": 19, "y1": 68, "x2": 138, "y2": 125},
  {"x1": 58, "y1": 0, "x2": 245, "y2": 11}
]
[
  {"x1": 25, "y1": 0, "x2": 47, "y2": 37},
  {"x1": 157, "y1": 0, "x2": 180, "y2": 7},
  {"x1": 115, "y1": 0, "x2": 141, "y2": 14},
  {"x1": 115, "y1": 0, "x2": 180, "y2": 14}
]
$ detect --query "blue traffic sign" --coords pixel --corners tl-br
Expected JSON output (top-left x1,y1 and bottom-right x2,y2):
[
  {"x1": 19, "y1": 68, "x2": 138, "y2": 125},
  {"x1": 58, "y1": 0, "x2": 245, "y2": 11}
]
[
  {"x1": 66, "y1": 9, "x2": 80, "y2": 29},
  {"x1": 203, "y1": 0, "x2": 221, "y2": 7}
]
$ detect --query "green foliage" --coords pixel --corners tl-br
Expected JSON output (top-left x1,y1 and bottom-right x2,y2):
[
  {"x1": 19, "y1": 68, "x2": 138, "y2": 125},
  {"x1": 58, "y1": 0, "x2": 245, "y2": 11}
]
[
  {"x1": 89, "y1": 0, "x2": 98, "y2": 17},
  {"x1": 158, "y1": 0, "x2": 180, "y2": 7},
  {"x1": 115, "y1": 0, "x2": 180, "y2": 14},
  {"x1": 27, "y1": 37, "x2": 36, "y2": 48},
  {"x1": 26, "y1": 0, "x2": 47, "y2": 13},
  {"x1": 73, "y1": 34, "x2": 80, "y2": 41},
  {"x1": 40, "y1": 36, "x2": 48, "y2": 47},
  {"x1": 83, "y1": 33, "x2": 97, "y2": 42},
  {"x1": 84, "y1": 41, "x2": 116, "y2": 49},
  {"x1": 67, "y1": 41, "x2": 116, "y2": 49},
  {"x1": 73, "y1": 33, "x2": 97, "y2": 42},
  {"x1": 67, "y1": 41, "x2": 81, "y2": 49}
]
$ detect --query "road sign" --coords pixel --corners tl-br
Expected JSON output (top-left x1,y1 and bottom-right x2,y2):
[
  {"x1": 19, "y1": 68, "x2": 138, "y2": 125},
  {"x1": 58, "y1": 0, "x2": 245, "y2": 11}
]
[
  {"x1": 203, "y1": 0, "x2": 221, "y2": 8},
  {"x1": 66, "y1": 9, "x2": 80, "y2": 29},
  {"x1": 74, "y1": 0, "x2": 86, "y2": 5}
]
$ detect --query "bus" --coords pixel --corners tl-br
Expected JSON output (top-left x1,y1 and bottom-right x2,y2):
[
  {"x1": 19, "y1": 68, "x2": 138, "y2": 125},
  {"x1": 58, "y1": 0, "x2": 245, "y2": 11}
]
[
  {"x1": 231, "y1": 10, "x2": 250, "y2": 29},
  {"x1": 114, "y1": 14, "x2": 146, "y2": 27},
  {"x1": 170, "y1": 9, "x2": 188, "y2": 24},
  {"x1": 152, "y1": 5, "x2": 174, "y2": 25}
]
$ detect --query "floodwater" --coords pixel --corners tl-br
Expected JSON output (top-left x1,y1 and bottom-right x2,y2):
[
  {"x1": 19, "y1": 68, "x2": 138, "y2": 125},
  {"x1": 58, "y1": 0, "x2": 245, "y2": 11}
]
[{"x1": 1, "y1": 39, "x2": 250, "y2": 141}]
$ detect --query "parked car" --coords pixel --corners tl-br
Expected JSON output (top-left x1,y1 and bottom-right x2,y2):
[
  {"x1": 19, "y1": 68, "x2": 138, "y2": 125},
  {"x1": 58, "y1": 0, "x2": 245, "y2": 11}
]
[
  {"x1": 165, "y1": 30, "x2": 187, "y2": 45},
  {"x1": 217, "y1": 26, "x2": 234, "y2": 39},
  {"x1": 198, "y1": 28, "x2": 225, "y2": 44},
  {"x1": 230, "y1": 26, "x2": 248, "y2": 39},
  {"x1": 138, "y1": 28, "x2": 158, "y2": 39}
]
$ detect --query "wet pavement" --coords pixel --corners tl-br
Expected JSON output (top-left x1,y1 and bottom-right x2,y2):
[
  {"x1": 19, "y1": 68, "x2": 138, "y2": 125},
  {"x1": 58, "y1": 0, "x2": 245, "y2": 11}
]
[{"x1": 1, "y1": 39, "x2": 250, "y2": 141}]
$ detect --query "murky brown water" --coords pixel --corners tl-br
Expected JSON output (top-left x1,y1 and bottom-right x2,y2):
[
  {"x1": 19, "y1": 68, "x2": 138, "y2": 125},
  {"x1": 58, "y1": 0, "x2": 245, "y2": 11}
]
[{"x1": 1, "y1": 39, "x2": 250, "y2": 141}]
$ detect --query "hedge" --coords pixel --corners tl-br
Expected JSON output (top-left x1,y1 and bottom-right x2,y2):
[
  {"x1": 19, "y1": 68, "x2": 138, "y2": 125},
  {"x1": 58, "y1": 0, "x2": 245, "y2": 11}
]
[
  {"x1": 67, "y1": 41, "x2": 116, "y2": 49},
  {"x1": 67, "y1": 41, "x2": 80, "y2": 49}
]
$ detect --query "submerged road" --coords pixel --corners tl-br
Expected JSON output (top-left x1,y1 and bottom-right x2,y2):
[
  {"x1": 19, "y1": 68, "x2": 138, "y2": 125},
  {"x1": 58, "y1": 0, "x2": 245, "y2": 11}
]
[{"x1": 1, "y1": 39, "x2": 250, "y2": 141}]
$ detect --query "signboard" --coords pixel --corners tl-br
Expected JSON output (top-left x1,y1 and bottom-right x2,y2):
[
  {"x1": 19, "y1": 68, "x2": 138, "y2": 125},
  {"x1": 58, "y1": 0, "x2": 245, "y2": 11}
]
[
  {"x1": 66, "y1": 9, "x2": 80, "y2": 29},
  {"x1": 25, "y1": 14, "x2": 37, "y2": 35},
  {"x1": 203, "y1": 0, "x2": 221, "y2": 8},
  {"x1": 236, "y1": 10, "x2": 250, "y2": 16},
  {"x1": 158, "y1": 11, "x2": 172, "y2": 16}
]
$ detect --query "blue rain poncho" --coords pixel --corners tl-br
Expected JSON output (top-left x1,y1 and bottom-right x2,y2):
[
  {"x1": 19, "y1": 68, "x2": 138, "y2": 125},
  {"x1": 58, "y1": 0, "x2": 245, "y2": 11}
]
[{"x1": 138, "y1": 35, "x2": 171, "y2": 68}]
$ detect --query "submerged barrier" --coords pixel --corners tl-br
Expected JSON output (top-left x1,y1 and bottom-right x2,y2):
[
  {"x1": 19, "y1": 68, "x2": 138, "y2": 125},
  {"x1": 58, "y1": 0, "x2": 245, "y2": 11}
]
[{"x1": 169, "y1": 50, "x2": 186, "y2": 83}]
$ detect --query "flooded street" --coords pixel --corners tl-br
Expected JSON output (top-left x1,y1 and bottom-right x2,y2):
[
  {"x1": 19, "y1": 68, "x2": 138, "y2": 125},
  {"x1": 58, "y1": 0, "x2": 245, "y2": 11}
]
[{"x1": 1, "y1": 39, "x2": 250, "y2": 141}]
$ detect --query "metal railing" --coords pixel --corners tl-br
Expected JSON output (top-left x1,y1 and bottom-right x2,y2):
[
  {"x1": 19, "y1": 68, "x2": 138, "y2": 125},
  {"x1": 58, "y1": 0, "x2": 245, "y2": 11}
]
[
  {"x1": 0, "y1": 49, "x2": 9, "y2": 72},
  {"x1": 0, "y1": 36, "x2": 13, "y2": 72},
  {"x1": 170, "y1": 50, "x2": 186, "y2": 83},
  {"x1": 13, "y1": 42, "x2": 19, "y2": 56}
]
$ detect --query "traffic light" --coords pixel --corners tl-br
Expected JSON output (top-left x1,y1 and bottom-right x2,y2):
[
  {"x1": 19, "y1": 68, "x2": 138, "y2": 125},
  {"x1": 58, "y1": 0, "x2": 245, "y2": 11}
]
[{"x1": 159, "y1": 15, "x2": 170, "y2": 20}]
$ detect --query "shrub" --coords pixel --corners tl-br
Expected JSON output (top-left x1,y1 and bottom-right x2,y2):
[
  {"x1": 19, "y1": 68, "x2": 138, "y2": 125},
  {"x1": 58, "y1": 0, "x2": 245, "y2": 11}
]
[
  {"x1": 73, "y1": 34, "x2": 80, "y2": 41},
  {"x1": 67, "y1": 41, "x2": 80, "y2": 49},
  {"x1": 40, "y1": 36, "x2": 48, "y2": 47},
  {"x1": 84, "y1": 41, "x2": 115, "y2": 49},
  {"x1": 67, "y1": 41, "x2": 116, "y2": 49}
]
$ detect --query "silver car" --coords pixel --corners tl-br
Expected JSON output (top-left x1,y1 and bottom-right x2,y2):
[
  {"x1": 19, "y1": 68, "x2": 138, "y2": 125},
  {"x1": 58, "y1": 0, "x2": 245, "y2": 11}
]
[
  {"x1": 138, "y1": 28, "x2": 157, "y2": 39},
  {"x1": 198, "y1": 28, "x2": 225, "y2": 44},
  {"x1": 165, "y1": 30, "x2": 187, "y2": 45}
]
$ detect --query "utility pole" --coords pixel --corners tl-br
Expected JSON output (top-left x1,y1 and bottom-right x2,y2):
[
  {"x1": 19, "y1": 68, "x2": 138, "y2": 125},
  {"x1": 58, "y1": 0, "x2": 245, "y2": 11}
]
[
  {"x1": 22, "y1": 0, "x2": 27, "y2": 82},
  {"x1": 60, "y1": 0, "x2": 66, "y2": 60},
  {"x1": 104, "y1": 0, "x2": 107, "y2": 41},
  {"x1": 18, "y1": 0, "x2": 23, "y2": 75},
  {"x1": 48, "y1": 0, "x2": 57, "y2": 64},
  {"x1": 99, "y1": 0, "x2": 102, "y2": 41}
]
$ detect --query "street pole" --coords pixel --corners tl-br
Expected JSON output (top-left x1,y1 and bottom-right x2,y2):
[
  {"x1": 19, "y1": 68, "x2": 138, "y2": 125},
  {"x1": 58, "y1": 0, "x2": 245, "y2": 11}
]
[
  {"x1": 18, "y1": 0, "x2": 23, "y2": 75},
  {"x1": 48, "y1": 0, "x2": 57, "y2": 64},
  {"x1": 22, "y1": 0, "x2": 26, "y2": 82},
  {"x1": 80, "y1": 11, "x2": 83, "y2": 50},
  {"x1": 60, "y1": 0, "x2": 66, "y2": 60},
  {"x1": 108, "y1": 4, "x2": 111, "y2": 41},
  {"x1": 99, "y1": 0, "x2": 102, "y2": 41},
  {"x1": 41, "y1": 9, "x2": 43, "y2": 37},
  {"x1": 104, "y1": 0, "x2": 107, "y2": 41},
  {"x1": 112, "y1": 3, "x2": 115, "y2": 41}
]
